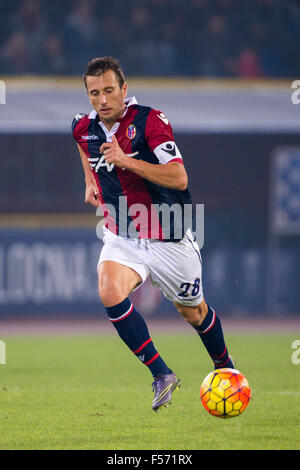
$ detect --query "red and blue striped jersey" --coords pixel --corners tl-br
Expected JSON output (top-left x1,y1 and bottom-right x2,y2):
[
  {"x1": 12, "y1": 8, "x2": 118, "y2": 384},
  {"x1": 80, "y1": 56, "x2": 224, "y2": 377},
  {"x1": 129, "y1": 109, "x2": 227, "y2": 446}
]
[{"x1": 72, "y1": 97, "x2": 193, "y2": 241}]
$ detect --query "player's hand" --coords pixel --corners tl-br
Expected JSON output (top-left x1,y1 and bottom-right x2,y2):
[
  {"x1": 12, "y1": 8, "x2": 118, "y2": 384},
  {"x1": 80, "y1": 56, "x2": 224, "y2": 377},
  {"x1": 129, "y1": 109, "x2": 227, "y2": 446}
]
[
  {"x1": 85, "y1": 181, "x2": 100, "y2": 207},
  {"x1": 100, "y1": 135, "x2": 129, "y2": 168}
]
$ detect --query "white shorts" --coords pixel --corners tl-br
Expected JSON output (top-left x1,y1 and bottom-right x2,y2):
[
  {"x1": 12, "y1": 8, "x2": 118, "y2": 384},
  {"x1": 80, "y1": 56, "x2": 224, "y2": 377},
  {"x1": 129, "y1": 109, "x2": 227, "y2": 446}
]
[{"x1": 98, "y1": 228, "x2": 203, "y2": 306}]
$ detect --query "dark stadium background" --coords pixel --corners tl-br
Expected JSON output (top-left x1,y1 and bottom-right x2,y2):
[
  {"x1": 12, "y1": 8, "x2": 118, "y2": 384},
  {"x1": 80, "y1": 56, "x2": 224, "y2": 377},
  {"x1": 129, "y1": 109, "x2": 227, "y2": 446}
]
[{"x1": 0, "y1": 0, "x2": 300, "y2": 320}]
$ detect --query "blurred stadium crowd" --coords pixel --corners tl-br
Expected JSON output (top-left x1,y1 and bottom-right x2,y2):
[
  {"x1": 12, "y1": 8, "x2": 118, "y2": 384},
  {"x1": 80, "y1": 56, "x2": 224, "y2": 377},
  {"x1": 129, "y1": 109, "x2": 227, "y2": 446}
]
[{"x1": 0, "y1": 0, "x2": 299, "y2": 78}]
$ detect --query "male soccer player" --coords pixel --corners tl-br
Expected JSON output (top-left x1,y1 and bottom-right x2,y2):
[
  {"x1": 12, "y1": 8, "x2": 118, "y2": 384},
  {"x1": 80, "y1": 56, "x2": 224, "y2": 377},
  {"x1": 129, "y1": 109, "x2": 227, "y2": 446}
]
[{"x1": 72, "y1": 56, "x2": 234, "y2": 412}]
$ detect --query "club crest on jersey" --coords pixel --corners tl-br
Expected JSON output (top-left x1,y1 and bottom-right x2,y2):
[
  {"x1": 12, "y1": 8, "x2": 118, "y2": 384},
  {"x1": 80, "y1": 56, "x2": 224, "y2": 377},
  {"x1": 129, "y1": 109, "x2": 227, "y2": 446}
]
[{"x1": 126, "y1": 124, "x2": 136, "y2": 140}]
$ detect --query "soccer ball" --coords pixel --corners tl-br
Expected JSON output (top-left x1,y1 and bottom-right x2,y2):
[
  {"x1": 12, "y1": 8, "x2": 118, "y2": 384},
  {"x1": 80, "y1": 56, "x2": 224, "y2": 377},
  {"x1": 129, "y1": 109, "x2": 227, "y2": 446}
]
[{"x1": 200, "y1": 368, "x2": 251, "y2": 418}]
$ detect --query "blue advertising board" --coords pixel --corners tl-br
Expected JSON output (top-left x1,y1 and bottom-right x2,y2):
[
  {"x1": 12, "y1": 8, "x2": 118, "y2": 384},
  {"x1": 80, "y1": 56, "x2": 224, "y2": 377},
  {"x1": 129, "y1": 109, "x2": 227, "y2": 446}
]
[{"x1": 1, "y1": 227, "x2": 299, "y2": 317}]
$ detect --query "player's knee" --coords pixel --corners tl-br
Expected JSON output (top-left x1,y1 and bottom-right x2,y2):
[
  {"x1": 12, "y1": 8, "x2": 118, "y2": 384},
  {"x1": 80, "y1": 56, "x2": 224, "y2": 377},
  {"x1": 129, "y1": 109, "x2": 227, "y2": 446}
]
[
  {"x1": 98, "y1": 280, "x2": 126, "y2": 308},
  {"x1": 99, "y1": 287, "x2": 125, "y2": 308}
]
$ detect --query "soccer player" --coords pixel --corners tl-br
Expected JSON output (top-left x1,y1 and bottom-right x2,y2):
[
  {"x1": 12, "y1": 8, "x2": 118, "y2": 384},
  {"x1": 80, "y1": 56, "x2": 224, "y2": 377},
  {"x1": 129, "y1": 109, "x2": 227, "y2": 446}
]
[{"x1": 72, "y1": 56, "x2": 234, "y2": 412}]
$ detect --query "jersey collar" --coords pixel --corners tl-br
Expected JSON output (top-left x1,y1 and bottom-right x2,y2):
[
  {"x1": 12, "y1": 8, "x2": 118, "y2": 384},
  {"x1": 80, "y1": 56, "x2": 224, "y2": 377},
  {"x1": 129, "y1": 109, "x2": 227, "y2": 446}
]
[
  {"x1": 88, "y1": 96, "x2": 138, "y2": 121},
  {"x1": 96, "y1": 97, "x2": 138, "y2": 140},
  {"x1": 116, "y1": 96, "x2": 138, "y2": 122}
]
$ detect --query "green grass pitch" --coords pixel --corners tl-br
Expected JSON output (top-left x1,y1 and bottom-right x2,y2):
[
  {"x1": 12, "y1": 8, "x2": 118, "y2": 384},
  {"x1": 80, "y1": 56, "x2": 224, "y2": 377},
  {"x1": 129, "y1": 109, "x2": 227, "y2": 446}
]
[{"x1": 0, "y1": 331, "x2": 299, "y2": 450}]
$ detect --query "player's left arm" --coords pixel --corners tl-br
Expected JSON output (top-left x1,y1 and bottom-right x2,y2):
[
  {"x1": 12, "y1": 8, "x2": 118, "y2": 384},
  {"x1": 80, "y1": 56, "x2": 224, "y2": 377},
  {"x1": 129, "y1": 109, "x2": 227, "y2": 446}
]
[
  {"x1": 125, "y1": 158, "x2": 188, "y2": 191},
  {"x1": 100, "y1": 110, "x2": 188, "y2": 191}
]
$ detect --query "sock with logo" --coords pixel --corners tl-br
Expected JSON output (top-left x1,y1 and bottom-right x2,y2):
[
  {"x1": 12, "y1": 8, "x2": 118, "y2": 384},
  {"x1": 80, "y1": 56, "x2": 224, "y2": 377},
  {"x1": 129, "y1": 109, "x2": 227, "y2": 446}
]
[
  {"x1": 193, "y1": 303, "x2": 234, "y2": 369},
  {"x1": 105, "y1": 297, "x2": 172, "y2": 378}
]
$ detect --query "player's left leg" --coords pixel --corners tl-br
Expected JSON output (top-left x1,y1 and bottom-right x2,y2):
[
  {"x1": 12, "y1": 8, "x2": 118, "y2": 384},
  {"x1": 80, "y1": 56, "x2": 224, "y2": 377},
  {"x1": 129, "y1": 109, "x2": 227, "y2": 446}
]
[{"x1": 174, "y1": 299, "x2": 235, "y2": 370}]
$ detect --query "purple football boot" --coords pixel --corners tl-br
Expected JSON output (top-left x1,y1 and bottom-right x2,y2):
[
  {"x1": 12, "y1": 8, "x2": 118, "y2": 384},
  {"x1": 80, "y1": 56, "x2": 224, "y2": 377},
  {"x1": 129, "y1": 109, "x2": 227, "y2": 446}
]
[{"x1": 152, "y1": 372, "x2": 181, "y2": 412}]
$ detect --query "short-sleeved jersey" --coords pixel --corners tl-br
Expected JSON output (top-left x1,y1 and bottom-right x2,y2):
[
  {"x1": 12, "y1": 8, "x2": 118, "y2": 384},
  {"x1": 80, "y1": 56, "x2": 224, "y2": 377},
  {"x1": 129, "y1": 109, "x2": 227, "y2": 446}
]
[{"x1": 72, "y1": 97, "x2": 193, "y2": 241}]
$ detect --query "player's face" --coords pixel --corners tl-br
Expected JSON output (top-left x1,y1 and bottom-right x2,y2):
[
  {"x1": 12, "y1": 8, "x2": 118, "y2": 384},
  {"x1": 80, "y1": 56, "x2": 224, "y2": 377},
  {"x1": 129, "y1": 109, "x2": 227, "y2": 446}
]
[{"x1": 86, "y1": 70, "x2": 128, "y2": 125}]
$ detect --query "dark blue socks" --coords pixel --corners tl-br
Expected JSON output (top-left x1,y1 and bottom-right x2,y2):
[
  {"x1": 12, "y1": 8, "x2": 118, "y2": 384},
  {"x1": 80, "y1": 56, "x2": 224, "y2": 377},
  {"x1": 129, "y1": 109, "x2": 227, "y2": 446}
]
[
  {"x1": 105, "y1": 298, "x2": 172, "y2": 378},
  {"x1": 105, "y1": 298, "x2": 233, "y2": 375},
  {"x1": 194, "y1": 303, "x2": 234, "y2": 369}
]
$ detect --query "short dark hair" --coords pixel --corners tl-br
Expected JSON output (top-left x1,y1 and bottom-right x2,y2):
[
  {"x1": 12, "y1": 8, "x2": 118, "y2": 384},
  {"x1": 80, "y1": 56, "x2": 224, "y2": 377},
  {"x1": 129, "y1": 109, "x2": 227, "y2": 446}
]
[{"x1": 83, "y1": 56, "x2": 125, "y2": 89}]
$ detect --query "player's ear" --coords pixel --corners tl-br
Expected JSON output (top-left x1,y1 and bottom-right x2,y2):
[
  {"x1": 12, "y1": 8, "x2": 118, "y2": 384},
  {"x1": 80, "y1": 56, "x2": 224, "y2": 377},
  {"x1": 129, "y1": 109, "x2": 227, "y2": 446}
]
[
  {"x1": 122, "y1": 82, "x2": 128, "y2": 98},
  {"x1": 85, "y1": 77, "x2": 91, "y2": 96},
  {"x1": 86, "y1": 86, "x2": 93, "y2": 105},
  {"x1": 87, "y1": 92, "x2": 93, "y2": 106}
]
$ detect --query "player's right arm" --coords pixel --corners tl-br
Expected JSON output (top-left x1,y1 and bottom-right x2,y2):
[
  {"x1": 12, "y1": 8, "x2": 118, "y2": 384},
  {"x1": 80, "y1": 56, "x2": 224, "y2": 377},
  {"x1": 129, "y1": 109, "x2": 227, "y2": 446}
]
[
  {"x1": 76, "y1": 143, "x2": 101, "y2": 208},
  {"x1": 72, "y1": 113, "x2": 101, "y2": 208}
]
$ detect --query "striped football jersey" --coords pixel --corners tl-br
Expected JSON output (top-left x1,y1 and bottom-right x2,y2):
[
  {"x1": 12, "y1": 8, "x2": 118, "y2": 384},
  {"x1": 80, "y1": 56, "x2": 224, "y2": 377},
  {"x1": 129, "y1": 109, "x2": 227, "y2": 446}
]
[{"x1": 72, "y1": 97, "x2": 193, "y2": 241}]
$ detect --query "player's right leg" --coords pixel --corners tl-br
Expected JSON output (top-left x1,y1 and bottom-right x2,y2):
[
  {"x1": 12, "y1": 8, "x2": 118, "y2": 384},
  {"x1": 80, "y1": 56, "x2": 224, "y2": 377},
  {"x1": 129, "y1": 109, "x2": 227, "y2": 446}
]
[
  {"x1": 98, "y1": 260, "x2": 178, "y2": 410},
  {"x1": 98, "y1": 260, "x2": 141, "y2": 308}
]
